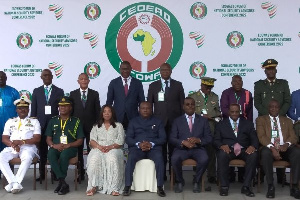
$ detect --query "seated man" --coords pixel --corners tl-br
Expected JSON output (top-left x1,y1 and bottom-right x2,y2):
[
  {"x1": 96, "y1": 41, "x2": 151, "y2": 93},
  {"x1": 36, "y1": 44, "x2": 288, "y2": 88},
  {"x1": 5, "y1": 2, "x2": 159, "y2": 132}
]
[
  {"x1": 169, "y1": 97, "x2": 212, "y2": 193},
  {"x1": 46, "y1": 96, "x2": 84, "y2": 195},
  {"x1": 0, "y1": 96, "x2": 41, "y2": 193},
  {"x1": 214, "y1": 103, "x2": 258, "y2": 197},
  {"x1": 257, "y1": 99, "x2": 300, "y2": 199},
  {"x1": 123, "y1": 101, "x2": 167, "y2": 197}
]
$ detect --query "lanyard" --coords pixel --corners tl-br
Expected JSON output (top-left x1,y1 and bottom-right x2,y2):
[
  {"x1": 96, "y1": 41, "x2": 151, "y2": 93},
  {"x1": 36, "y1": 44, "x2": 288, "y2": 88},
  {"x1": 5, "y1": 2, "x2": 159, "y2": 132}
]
[
  {"x1": 60, "y1": 118, "x2": 69, "y2": 135},
  {"x1": 201, "y1": 93, "x2": 208, "y2": 109},
  {"x1": 234, "y1": 92, "x2": 241, "y2": 103},
  {"x1": 44, "y1": 86, "x2": 52, "y2": 104}
]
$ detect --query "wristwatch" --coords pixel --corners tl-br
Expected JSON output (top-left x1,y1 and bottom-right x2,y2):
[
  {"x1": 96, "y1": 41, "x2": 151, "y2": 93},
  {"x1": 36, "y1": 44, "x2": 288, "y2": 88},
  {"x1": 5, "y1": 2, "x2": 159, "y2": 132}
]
[
  {"x1": 22, "y1": 140, "x2": 26, "y2": 145},
  {"x1": 50, "y1": 144, "x2": 54, "y2": 148}
]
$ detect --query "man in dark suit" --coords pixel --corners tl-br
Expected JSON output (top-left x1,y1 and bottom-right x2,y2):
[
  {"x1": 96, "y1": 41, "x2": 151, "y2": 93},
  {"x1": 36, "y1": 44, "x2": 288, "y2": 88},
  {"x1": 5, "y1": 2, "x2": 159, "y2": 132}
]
[
  {"x1": 256, "y1": 99, "x2": 300, "y2": 199},
  {"x1": 106, "y1": 61, "x2": 145, "y2": 130},
  {"x1": 123, "y1": 102, "x2": 167, "y2": 197},
  {"x1": 169, "y1": 97, "x2": 212, "y2": 193},
  {"x1": 69, "y1": 73, "x2": 100, "y2": 180},
  {"x1": 31, "y1": 69, "x2": 64, "y2": 181},
  {"x1": 147, "y1": 63, "x2": 185, "y2": 178},
  {"x1": 214, "y1": 103, "x2": 258, "y2": 197}
]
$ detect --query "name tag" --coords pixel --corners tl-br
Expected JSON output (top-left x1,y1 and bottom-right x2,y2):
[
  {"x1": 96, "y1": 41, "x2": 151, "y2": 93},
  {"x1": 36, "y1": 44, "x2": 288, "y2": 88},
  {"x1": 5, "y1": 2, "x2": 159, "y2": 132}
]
[
  {"x1": 0, "y1": 99, "x2": 2, "y2": 107},
  {"x1": 271, "y1": 130, "x2": 278, "y2": 138},
  {"x1": 202, "y1": 109, "x2": 207, "y2": 114},
  {"x1": 239, "y1": 104, "x2": 242, "y2": 114},
  {"x1": 60, "y1": 135, "x2": 68, "y2": 144},
  {"x1": 158, "y1": 91, "x2": 164, "y2": 101},
  {"x1": 45, "y1": 105, "x2": 51, "y2": 115}
]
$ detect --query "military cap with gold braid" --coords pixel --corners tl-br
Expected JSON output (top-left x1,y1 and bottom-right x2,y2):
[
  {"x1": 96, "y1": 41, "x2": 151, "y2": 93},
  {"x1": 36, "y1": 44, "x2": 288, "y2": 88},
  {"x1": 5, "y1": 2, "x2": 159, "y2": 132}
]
[
  {"x1": 58, "y1": 96, "x2": 73, "y2": 106},
  {"x1": 201, "y1": 77, "x2": 217, "y2": 86},
  {"x1": 262, "y1": 59, "x2": 278, "y2": 69},
  {"x1": 14, "y1": 95, "x2": 31, "y2": 107}
]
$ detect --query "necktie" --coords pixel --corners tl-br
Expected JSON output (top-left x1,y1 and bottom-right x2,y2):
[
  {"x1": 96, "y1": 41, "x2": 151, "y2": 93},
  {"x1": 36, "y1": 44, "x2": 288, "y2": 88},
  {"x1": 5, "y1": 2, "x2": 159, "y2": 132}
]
[
  {"x1": 234, "y1": 143, "x2": 241, "y2": 156},
  {"x1": 188, "y1": 116, "x2": 193, "y2": 132},
  {"x1": 273, "y1": 117, "x2": 280, "y2": 150},
  {"x1": 45, "y1": 86, "x2": 49, "y2": 102},
  {"x1": 164, "y1": 80, "x2": 169, "y2": 96},
  {"x1": 82, "y1": 91, "x2": 87, "y2": 107},
  {"x1": 233, "y1": 121, "x2": 238, "y2": 137},
  {"x1": 124, "y1": 78, "x2": 128, "y2": 96}
]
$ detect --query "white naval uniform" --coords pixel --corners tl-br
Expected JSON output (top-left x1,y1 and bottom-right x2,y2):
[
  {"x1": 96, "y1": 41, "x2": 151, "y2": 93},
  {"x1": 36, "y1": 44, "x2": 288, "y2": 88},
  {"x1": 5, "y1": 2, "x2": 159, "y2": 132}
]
[{"x1": 0, "y1": 116, "x2": 41, "y2": 190}]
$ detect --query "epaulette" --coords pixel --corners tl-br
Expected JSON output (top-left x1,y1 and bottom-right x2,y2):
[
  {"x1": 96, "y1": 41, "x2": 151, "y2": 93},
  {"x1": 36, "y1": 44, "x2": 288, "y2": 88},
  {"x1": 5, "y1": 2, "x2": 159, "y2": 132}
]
[
  {"x1": 8, "y1": 117, "x2": 17, "y2": 120},
  {"x1": 30, "y1": 117, "x2": 37, "y2": 119},
  {"x1": 188, "y1": 90, "x2": 198, "y2": 96},
  {"x1": 52, "y1": 115, "x2": 59, "y2": 119}
]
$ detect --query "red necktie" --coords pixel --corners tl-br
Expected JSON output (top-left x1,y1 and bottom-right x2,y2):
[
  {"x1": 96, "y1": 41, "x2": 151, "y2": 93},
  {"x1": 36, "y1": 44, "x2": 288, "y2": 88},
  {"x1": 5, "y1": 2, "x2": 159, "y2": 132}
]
[
  {"x1": 124, "y1": 78, "x2": 128, "y2": 96},
  {"x1": 234, "y1": 143, "x2": 241, "y2": 156},
  {"x1": 188, "y1": 116, "x2": 193, "y2": 132}
]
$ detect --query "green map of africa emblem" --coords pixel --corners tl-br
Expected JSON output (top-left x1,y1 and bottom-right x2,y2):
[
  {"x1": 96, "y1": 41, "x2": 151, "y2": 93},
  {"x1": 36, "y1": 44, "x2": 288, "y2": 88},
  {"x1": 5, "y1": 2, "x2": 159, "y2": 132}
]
[{"x1": 133, "y1": 29, "x2": 156, "y2": 56}]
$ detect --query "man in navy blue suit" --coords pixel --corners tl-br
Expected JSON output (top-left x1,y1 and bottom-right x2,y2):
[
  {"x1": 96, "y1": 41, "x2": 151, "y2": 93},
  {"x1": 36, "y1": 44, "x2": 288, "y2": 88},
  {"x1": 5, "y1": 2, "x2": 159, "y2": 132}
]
[
  {"x1": 31, "y1": 69, "x2": 64, "y2": 181},
  {"x1": 123, "y1": 101, "x2": 167, "y2": 197},
  {"x1": 170, "y1": 97, "x2": 212, "y2": 193},
  {"x1": 106, "y1": 61, "x2": 145, "y2": 130}
]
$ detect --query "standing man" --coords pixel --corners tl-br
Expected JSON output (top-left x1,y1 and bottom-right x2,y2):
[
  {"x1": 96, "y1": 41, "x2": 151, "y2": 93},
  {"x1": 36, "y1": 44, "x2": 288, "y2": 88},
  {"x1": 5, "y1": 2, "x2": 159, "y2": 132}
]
[
  {"x1": 31, "y1": 69, "x2": 64, "y2": 181},
  {"x1": 288, "y1": 89, "x2": 300, "y2": 144},
  {"x1": 46, "y1": 96, "x2": 84, "y2": 195},
  {"x1": 123, "y1": 102, "x2": 166, "y2": 197},
  {"x1": 106, "y1": 61, "x2": 145, "y2": 130},
  {"x1": 69, "y1": 73, "x2": 100, "y2": 180},
  {"x1": 189, "y1": 77, "x2": 221, "y2": 184},
  {"x1": 214, "y1": 104, "x2": 258, "y2": 197},
  {"x1": 256, "y1": 100, "x2": 300, "y2": 199},
  {"x1": 147, "y1": 63, "x2": 185, "y2": 179},
  {"x1": 254, "y1": 59, "x2": 291, "y2": 184},
  {"x1": 0, "y1": 96, "x2": 41, "y2": 193},
  {"x1": 221, "y1": 75, "x2": 253, "y2": 121},
  {"x1": 170, "y1": 97, "x2": 212, "y2": 193},
  {"x1": 0, "y1": 71, "x2": 19, "y2": 153}
]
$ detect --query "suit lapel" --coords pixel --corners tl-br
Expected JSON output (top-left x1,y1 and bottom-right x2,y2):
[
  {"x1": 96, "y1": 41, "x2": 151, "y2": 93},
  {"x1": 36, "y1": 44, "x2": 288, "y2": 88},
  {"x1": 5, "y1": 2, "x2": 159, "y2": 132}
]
[
  {"x1": 182, "y1": 115, "x2": 191, "y2": 134},
  {"x1": 226, "y1": 118, "x2": 237, "y2": 138},
  {"x1": 265, "y1": 116, "x2": 272, "y2": 142},
  {"x1": 127, "y1": 77, "x2": 134, "y2": 97},
  {"x1": 279, "y1": 116, "x2": 286, "y2": 142}
]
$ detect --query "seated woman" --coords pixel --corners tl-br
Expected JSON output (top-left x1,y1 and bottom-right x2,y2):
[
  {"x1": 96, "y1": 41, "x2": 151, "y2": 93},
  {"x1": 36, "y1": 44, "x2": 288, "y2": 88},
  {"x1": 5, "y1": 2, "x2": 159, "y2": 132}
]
[{"x1": 86, "y1": 105, "x2": 125, "y2": 196}]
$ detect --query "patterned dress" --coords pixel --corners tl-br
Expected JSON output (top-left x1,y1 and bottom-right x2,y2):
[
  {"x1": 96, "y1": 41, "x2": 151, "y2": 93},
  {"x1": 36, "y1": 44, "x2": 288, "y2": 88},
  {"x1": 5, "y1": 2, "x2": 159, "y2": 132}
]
[{"x1": 86, "y1": 122, "x2": 125, "y2": 194}]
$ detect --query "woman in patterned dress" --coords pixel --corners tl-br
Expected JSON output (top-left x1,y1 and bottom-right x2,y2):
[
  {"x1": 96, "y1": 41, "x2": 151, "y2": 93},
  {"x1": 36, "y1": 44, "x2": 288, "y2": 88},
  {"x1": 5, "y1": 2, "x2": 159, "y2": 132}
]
[{"x1": 86, "y1": 105, "x2": 125, "y2": 196}]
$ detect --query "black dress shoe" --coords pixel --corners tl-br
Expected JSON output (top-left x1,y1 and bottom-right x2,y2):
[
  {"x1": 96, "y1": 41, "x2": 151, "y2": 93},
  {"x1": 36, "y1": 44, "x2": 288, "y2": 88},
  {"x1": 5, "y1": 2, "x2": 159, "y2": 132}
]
[
  {"x1": 54, "y1": 182, "x2": 62, "y2": 193},
  {"x1": 291, "y1": 187, "x2": 300, "y2": 199},
  {"x1": 123, "y1": 186, "x2": 131, "y2": 196},
  {"x1": 175, "y1": 182, "x2": 183, "y2": 193},
  {"x1": 241, "y1": 186, "x2": 255, "y2": 197},
  {"x1": 157, "y1": 186, "x2": 166, "y2": 197},
  {"x1": 193, "y1": 182, "x2": 201, "y2": 193},
  {"x1": 58, "y1": 184, "x2": 70, "y2": 195},
  {"x1": 220, "y1": 187, "x2": 228, "y2": 196},
  {"x1": 266, "y1": 185, "x2": 275, "y2": 198}
]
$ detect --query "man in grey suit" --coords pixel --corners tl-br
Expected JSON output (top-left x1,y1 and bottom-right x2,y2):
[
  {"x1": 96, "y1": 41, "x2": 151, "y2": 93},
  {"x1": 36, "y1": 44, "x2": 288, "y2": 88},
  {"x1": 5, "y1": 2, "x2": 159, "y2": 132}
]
[
  {"x1": 106, "y1": 61, "x2": 145, "y2": 130},
  {"x1": 31, "y1": 69, "x2": 64, "y2": 181},
  {"x1": 147, "y1": 63, "x2": 185, "y2": 179}
]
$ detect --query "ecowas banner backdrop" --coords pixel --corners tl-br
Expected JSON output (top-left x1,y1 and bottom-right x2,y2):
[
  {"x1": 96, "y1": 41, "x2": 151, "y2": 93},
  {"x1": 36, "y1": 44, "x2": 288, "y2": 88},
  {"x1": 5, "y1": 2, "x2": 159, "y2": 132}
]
[{"x1": 1, "y1": 0, "x2": 300, "y2": 121}]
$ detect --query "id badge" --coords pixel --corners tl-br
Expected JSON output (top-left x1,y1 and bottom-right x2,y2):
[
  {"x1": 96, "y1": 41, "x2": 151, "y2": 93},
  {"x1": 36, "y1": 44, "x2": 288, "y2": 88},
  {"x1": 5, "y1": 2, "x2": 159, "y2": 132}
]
[
  {"x1": 0, "y1": 99, "x2": 2, "y2": 107},
  {"x1": 45, "y1": 105, "x2": 51, "y2": 115},
  {"x1": 60, "y1": 135, "x2": 68, "y2": 144},
  {"x1": 202, "y1": 109, "x2": 207, "y2": 114},
  {"x1": 271, "y1": 130, "x2": 278, "y2": 138},
  {"x1": 158, "y1": 91, "x2": 164, "y2": 101},
  {"x1": 239, "y1": 105, "x2": 242, "y2": 114}
]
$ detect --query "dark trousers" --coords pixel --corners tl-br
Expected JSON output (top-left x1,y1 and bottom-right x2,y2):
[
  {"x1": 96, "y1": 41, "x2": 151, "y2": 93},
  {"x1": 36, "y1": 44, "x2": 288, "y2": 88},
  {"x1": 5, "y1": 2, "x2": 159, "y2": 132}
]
[
  {"x1": 217, "y1": 148, "x2": 257, "y2": 187},
  {"x1": 38, "y1": 134, "x2": 48, "y2": 177},
  {"x1": 125, "y1": 148, "x2": 164, "y2": 187},
  {"x1": 261, "y1": 146, "x2": 300, "y2": 185},
  {"x1": 171, "y1": 148, "x2": 208, "y2": 183},
  {"x1": 162, "y1": 120, "x2": 173, "y2": 177}
]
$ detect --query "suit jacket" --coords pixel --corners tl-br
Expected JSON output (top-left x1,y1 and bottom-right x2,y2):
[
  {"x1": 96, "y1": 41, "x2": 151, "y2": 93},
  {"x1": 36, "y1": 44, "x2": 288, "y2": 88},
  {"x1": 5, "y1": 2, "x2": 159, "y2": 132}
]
[
  {"x1": 169, "y1": 114, "x2": 212, "y2": 149},
  {"x1": 125, "y1": 115, "x2": 166, "y2": 150},
  {"x1": 220, "y1": 87, "x2": 253, "y2": 122},
  {"x1": 69, "y1": 88, "x2": 100, "y2": 135},
  {"x1": 288, "y1": 89, "x2": 300, "y2": 121},
  {"x1": 256, "y1": 115, "x2": 297, "y2": 147},
  {"x1": 214, "y1": 118, "x2": 259, "y2": 149},
  {"x1": 31, "y1": 85, "x2": 64, "y2": 131},
  {"x1": 106, "y1": 76, "x2": 145, "y2": 122},
  {"x1": 147, "y1": 79, "x2": 185, "y2": 126}
]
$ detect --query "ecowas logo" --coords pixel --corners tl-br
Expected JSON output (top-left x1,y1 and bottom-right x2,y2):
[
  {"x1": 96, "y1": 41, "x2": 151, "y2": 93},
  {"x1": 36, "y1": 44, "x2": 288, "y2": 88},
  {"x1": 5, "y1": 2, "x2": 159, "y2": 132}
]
[
  {"x1": 16, "y1": 33, "x2": 33, "y2": 49},
  {"x1": 226, "y1": 31, "x2": 244, "y2": 49},
  {"x1": 261, "y1": 2, "x2": 277, "y2": 19},
  {"x1": 190, "y1": 2, "x2": 207, "y2": 20},
  {"x1": 189, "y1": 61, "x2": 207, "y2": 79},
  {"x1": 49, "y1": 4, "x2": 64, "y2": 20},
  {"x1": 84, "y1": 3, "x2": 101, "y2": 21},
  {"x1": 48, "y1": 62, "x2": 63, "y2": 78},
  {"x1": 19, "y1": 90, "x2": 32, "y2": 100},
  {"x1": 105, "y1": 2, "x2": 183, "y2": 82},
  {"x1": 84, "y1": 62, "x2": 101, "y2": 79}
]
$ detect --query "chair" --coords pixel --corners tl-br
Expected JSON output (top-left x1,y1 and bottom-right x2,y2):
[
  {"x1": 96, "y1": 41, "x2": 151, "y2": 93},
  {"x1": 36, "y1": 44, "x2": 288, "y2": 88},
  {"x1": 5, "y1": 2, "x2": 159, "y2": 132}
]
[
  {"x1": 44, "y1": 156, "x2": 81, "y2": 190},
  {"x1": 257, "y1": 160, "x2": 291, "y2": 193},
  {"x1": 170, "y1": 159, "x2": 205, "y2": 192},
  {"x1": 131, "y1": 159, "x2": 157, "y2": 192},
  {"x1": 2, "y1": 157, "x2": 39, "y2": 190}
]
